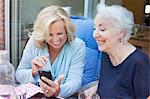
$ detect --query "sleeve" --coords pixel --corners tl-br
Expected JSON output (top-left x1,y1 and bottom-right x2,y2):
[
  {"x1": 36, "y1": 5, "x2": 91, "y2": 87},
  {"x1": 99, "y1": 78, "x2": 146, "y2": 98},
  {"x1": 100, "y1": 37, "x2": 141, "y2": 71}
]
[
  {"x1": 58, "y1": 40, "x2": 86, "y2": 98},
  {"x1": 133, "y1": 57, "x2": 150, "y2": 98},
  {"x1": 15, "y1": 38, "x2": 38, "y2": 84}
]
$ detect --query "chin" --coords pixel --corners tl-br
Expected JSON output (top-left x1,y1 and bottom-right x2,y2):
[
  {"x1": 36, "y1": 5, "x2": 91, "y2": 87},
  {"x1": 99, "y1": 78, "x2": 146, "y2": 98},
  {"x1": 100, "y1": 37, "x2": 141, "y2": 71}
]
[
  {"x1": 53, "y1": 44, "x2": 63, "y2": 49},
  {"x1": 98, "y1": 46, "x2": 106, "y2": 52},
  {"x1": 53, "y1": 46, "x2": 62, "y2": 49}
]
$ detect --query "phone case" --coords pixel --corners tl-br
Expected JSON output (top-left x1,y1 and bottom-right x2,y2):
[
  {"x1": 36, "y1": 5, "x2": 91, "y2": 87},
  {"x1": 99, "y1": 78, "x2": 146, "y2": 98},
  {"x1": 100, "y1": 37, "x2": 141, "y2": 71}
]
[{"x1": 38, "y1": 70, "x2": 52, "y2": 80}]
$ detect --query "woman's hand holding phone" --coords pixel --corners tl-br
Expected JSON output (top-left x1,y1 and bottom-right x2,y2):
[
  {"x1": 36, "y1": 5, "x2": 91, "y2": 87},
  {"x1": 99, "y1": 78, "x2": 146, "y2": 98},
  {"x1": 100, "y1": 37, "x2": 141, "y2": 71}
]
[
  {"x1": 32, "y1": 55, "x2": 65, "y2": 97},
  {"x1": 39, "y1": 75, "x2": 64, "y2": 97}
]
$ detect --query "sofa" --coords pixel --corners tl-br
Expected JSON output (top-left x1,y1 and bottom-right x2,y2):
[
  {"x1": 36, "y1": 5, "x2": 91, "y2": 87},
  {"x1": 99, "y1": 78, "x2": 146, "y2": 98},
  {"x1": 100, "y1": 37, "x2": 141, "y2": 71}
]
[{"x1": 71, "y1": 16, "x2": 101, "y2": 86}]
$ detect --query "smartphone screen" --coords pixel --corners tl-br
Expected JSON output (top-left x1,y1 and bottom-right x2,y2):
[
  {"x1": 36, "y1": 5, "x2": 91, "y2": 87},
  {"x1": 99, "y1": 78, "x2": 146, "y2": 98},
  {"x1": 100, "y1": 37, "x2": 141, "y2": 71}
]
[{"x1": 38, "y1": 69, "x2": 52, "y2": 80}]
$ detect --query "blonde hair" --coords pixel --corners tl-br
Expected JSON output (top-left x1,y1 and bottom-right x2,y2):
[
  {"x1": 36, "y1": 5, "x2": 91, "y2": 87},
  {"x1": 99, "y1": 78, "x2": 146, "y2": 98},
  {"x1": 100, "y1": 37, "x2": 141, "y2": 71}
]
[{"x1": 32, "y1": 5, "x2": 75, "y2": 48}]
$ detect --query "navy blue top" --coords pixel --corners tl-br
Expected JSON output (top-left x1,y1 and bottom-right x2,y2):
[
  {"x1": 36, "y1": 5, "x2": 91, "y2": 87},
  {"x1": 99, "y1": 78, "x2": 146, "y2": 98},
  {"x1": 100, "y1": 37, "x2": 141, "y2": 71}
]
[{"x1": 97, "y1": 48, "x2": 150, "y2": 99}]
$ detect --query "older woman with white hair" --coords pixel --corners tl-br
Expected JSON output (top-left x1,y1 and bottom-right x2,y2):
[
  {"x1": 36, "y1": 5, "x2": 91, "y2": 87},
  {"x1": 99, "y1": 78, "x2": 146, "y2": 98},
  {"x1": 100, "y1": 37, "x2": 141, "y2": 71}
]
[
  {"x1": 84, "y1": 4, "x2": 150, "y2": 99},
  {"x1": 16, "y1": 5, "x2": 86, "y2": 98}
]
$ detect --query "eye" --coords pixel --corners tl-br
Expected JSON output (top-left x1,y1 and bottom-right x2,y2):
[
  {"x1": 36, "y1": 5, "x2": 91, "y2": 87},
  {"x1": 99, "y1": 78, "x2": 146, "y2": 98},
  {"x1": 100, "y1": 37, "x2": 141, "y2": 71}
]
[
  {"x1": 93, "y1": 28, "x2": 96, "y2": 30},
  {"x1": 49, "y1": 33, "x2": 53, "y2": 36},
  {"x1": 100, "y1": 29, "x2": 105, "y2": 31},
  {"x1": 57, "y1": 32, "x2": 63, "y2": 35}
]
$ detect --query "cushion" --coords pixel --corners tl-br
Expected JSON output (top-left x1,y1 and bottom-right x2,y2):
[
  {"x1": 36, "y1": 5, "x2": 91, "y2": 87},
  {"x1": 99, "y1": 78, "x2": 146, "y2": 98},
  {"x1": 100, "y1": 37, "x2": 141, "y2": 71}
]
[
  {"x1": 71, "y1": 16, "x2": 98, "y2": 50},
  {"x1": 82, "y1": 47, "x2": 100, "y2": 85},
  {"x1": 71, "y1": 16, "x2": 101, "y2": 86}
]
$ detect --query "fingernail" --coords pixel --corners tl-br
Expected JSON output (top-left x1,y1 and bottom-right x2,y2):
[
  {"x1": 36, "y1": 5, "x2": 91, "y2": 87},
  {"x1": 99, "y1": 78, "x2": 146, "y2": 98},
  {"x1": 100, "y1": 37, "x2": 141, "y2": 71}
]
[{"x1": 41, "y1": 76, "x2": 45, "y2": 80}]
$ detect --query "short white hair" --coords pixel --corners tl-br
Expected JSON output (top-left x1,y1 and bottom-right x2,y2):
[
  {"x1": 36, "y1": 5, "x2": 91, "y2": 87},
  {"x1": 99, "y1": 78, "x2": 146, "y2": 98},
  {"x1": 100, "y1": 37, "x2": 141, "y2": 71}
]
[{"x1": 96, "y1": 4, "x2": 134, "y2": 42}]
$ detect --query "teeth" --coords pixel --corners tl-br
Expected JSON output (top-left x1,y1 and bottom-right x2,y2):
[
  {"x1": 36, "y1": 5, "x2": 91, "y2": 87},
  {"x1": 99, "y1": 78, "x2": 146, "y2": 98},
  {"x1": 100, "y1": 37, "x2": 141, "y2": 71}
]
[{"x1": 53, "y1": 41, "x2": 60, "y2": 45}]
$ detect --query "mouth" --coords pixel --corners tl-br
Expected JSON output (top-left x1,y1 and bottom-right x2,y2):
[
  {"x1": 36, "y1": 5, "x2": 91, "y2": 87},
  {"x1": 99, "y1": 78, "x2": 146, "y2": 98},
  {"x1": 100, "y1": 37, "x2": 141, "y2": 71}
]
[
  {"x1": 53, "y1": 42, "x2": 60, "y2": 45},
  {"x1": 53, "y1": 40, "x2": 61, "y2": 45},
  {"x1": 52, "y1": 41, "x2": 61, "y2": 47},
  {"x1": 97, "y1": 39, "x2": 106, "y2": 46}
]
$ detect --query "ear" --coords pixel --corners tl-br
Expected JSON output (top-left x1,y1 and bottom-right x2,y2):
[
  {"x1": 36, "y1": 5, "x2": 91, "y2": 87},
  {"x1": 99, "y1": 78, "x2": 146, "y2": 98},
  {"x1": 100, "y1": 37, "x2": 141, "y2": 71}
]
[{"x1": 118, "y1": 29, "x2": 126, "y2": 40}]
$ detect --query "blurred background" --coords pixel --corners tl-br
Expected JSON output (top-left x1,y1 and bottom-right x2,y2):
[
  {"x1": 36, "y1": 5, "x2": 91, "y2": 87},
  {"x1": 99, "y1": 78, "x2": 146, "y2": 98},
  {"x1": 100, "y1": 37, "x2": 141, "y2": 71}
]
[{"x1": 0, "y1": 0, "x2": 149, "y2": 68}]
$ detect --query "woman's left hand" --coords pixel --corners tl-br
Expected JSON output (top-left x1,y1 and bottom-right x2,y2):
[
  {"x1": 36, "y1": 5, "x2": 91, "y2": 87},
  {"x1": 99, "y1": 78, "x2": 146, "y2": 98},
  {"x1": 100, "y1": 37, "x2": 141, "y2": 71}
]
[{"x1": 39, "y1": 75, "x2": 64, "y2": 97}]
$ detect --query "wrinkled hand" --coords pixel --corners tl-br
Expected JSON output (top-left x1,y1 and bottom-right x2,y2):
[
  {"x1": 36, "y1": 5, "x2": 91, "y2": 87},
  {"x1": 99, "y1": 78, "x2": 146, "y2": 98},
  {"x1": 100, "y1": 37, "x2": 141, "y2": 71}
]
[
  {"x1": 147, "y1": 96, "x2": 150, "y2": 99},
  {"x1": 31, "y1": 55, "x2": 49, "y2": 76},
  {"x1": 40, "y1": 75, "x2": 64, "y2": 97},
  {"x1": 83, "y1": 85, "x2": 98, "y2": 99}
]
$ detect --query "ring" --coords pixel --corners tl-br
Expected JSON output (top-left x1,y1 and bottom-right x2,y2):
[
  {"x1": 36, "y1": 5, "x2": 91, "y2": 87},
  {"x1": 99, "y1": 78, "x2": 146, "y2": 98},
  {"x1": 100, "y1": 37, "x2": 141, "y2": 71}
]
[{"x1": 45, "y1": 90, "x2": 49, "y2": 93}]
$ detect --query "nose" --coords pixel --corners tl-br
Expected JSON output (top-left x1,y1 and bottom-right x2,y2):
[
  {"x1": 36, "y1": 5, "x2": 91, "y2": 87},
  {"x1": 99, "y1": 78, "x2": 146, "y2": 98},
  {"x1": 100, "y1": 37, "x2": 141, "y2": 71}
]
[
  {"x1": 93, "y1": 30, "x2": 101, "y2": 38},
  {"x1": 52, "y1": 36, "x2": 59, "y2": 42}
]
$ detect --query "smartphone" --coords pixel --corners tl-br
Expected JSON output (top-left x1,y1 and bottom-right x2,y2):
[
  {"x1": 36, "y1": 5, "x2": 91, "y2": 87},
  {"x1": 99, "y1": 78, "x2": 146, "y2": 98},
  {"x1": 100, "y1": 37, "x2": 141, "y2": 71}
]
[
  {"x1": 38, "y1": 69, "x2": 52, "y2": 81},
  {"x1": 30, "y1": 93, "x2": 61, "y2": 99}
]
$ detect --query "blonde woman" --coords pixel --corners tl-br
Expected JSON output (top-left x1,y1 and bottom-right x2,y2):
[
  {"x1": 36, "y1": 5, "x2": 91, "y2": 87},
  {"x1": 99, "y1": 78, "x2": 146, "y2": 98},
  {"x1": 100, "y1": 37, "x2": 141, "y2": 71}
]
[{"x1": 16, "y1": 5, "x2": 86, "y2": 98}]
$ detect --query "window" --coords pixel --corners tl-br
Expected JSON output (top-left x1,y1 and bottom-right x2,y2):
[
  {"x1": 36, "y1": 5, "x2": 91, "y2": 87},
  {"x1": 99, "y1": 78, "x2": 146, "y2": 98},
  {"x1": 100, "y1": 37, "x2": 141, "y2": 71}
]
[{"x1": 9, "y1": 0, "x2": 127, "y2": 67}]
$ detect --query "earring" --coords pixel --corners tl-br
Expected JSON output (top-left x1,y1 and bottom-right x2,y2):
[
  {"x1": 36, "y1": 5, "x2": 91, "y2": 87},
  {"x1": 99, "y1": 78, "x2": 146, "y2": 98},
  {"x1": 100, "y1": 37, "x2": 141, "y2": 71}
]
[{"x1": 119, "y1": 38, "x2": 122, "y2": 43}]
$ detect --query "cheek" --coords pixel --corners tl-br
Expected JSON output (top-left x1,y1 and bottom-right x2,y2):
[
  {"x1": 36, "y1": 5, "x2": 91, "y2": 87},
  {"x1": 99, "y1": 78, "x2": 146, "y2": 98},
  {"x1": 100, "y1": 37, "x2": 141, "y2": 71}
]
[
  {"x1": 62, "y1": 34, "x2": 67, "y2": 41},
  {"x1": 45, "y1": 38, "x2": 55, "y2": 46},
  {"x1": 99, "y1": 32, "x2": 110, "y2": 40},
  {"x1": 45, "y1": 37, "x2": 52, "y2": 43},
  {"x1": 101, "y1": 30, "x2": 115, "y2": 41}
]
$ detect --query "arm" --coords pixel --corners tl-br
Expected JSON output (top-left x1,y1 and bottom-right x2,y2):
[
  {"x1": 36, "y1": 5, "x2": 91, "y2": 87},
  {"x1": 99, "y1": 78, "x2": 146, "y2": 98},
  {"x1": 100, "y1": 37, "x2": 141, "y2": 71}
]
[
  {"x1": 133, "y1": 58, "x2": 150, "y2": 98},
  {"x1": 84, "y1": 83, "x2": 98, "y2": 97},
  {"x1": 15, "y1": 38, "x2": 37, "y2": 84},
  {"x1": 59, "y1": 40, "x2": 86, "y2": 97}
]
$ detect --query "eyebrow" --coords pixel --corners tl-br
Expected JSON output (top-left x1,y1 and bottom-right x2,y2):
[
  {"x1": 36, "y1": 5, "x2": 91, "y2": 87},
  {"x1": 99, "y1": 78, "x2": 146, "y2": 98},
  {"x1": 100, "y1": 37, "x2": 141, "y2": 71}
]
[{"x1": 94, "y1": 23, "x2": 104, "y2": 27}]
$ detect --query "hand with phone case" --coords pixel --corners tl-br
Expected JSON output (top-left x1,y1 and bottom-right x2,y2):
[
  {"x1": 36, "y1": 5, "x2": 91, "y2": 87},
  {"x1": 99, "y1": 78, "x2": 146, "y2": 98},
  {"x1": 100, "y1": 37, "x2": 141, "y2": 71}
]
[
  {"x1": 38, "y1": 69, "x2": 52, "y2": 85},
  {"x1": 39, "y1": 74, "x2": 64, "y2": 98}
]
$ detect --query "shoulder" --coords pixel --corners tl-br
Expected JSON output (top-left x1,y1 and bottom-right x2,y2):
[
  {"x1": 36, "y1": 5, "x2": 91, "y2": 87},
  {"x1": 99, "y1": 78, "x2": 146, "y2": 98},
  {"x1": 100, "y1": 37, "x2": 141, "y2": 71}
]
[
  {"x1": 23, "y1": 38, "x2": 35, "y2": 50},
  {"x1": 24, "y1": 37, "x2": 42, "y2": 53},
  {"x1": 26, "y1": 37, "x2": 36, "y2": 46},
  {"x1": 26, "y1": 37, "x2": 43, "y2": 49},
  {"x1": 132, "y1": 48, "x2": 149, "y2": 65},
  {"x1": 69, "y1": 37, "x2": 86, "y2": 48},
  {"x1": 126, "y1": 48, "x2": 150, "y2": 73},
  {"x1": 65, "y1": 37, "x2": 86, "y2": 55}
]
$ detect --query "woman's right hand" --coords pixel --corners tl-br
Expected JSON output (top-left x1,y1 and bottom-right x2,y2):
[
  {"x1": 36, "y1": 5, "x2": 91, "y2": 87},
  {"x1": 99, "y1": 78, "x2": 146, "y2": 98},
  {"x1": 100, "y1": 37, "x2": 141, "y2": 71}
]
[
  {"x1": 83, "y1": 84, "x2": 98, "y2": 99},
  {"x1": 31, "y1": 55, "x2": 49, "y2": 76},
  {"x1": 39, "y1": 75, "x2": 64, "y2": 97}
]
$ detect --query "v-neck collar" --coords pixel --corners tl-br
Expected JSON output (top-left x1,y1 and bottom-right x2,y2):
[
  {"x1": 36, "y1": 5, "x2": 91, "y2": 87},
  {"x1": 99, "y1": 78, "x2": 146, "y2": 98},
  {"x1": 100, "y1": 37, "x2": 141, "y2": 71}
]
[{"x1": 45, "y1": 43, "x2": 66, "y2": 80}]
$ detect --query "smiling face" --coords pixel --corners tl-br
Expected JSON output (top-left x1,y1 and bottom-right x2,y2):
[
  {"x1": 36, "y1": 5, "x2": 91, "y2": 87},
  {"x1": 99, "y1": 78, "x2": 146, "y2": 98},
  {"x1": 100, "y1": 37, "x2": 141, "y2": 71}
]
[
  {"x1": 93, "y1": 16, "x2": 122, "y2": 53},
  {"x1": 46, "y1": 20, "x2": 67, "y2": 50}
]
